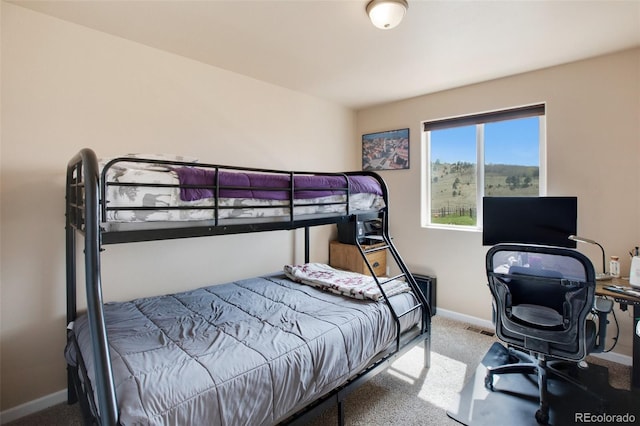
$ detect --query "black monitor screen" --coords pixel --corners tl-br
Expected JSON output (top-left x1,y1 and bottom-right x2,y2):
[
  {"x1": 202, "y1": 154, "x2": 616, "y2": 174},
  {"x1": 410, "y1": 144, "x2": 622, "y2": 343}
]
[{"x1": 482, "y1": 197, "x2": 577, "y2": 248}]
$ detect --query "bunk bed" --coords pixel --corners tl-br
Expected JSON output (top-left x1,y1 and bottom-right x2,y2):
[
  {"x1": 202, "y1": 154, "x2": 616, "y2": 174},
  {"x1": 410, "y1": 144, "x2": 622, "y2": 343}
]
[{"x1": 65, "y1": 148, "x2": 432, "y2": 425}]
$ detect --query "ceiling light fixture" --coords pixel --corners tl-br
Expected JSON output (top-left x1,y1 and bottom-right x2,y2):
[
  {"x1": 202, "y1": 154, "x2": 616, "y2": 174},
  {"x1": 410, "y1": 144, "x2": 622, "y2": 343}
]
[{"x1": 366, "y1": 0, "x2": 408, "y2": 30}]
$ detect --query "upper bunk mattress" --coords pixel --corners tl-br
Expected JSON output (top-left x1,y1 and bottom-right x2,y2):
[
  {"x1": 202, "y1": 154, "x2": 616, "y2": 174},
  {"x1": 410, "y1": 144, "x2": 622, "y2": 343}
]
[
  {"x1": 102, "y1": 159, "x2": 385, "y2": 223},
  {"x1": 66, "y1": 273, "x2": 420, "y2": 425}
]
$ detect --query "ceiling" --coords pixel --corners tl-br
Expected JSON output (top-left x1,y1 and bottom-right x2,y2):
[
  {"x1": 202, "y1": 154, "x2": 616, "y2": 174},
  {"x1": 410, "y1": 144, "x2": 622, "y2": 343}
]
[{"x1": 11, "y1": 0, "x2": 640, "y2": 110}]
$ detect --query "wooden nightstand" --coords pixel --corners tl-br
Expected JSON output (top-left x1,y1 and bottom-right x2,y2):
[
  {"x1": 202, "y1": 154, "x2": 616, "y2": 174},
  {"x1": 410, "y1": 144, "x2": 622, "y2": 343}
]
[{"x1": 329, "y1": 240, "x2": 386, "y2": 276}]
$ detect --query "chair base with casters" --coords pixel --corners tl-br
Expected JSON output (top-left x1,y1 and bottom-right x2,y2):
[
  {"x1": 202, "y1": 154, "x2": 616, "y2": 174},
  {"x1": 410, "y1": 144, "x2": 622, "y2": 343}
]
[
  {"x1": 484, "y1": 345, "x2": 607, "y2": 424},
  {"x1": 485, "y1": 244, "x2": 613, "y2": 425}
]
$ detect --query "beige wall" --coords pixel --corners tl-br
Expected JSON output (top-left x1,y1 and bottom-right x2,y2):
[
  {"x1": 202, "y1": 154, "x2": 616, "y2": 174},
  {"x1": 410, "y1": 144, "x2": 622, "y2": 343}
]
[
  {"x1": 358, "y1": 48, "x2": 640, "y2": 358},
  {"x1": 2, "y1": 0, "x2": 639, "y2": 415},
  {"x1": 0, "y1": 3, "x2": 356, "y2": 411}
]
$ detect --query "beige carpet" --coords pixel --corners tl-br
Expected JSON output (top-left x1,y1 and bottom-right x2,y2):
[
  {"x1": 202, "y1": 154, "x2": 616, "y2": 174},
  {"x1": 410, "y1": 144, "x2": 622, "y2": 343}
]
[{"x1": 6, "y1": 316, "x2": 631, "y2": 425}]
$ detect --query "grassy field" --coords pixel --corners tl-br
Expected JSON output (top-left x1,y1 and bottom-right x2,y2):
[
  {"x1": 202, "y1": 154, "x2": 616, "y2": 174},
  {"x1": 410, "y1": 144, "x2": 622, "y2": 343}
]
[{"x1": 430, "y1": 162, "x2": 539, "y2": 226}]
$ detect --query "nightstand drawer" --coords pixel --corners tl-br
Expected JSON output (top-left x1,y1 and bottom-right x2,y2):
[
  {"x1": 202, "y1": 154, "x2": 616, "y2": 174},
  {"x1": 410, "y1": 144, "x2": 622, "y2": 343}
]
[{"x1": 329, "y1": 240, "x2": 386, "y2": 276}]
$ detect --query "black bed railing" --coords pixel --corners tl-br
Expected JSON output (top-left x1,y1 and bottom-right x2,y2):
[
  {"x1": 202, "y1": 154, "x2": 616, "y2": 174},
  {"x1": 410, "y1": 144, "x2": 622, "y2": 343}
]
[
  {"x1": 98, "y1": 157, "x2": 372, "y2": 231},
  {"x1": 66, "y1": 149, "x2": 119, "y2": 426}
]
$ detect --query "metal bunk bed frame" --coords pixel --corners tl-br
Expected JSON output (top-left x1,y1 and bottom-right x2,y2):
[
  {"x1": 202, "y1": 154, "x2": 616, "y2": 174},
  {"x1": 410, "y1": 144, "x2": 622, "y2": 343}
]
[{"x1": 65, "y1": 148, "x2": 431, "y2": 426}]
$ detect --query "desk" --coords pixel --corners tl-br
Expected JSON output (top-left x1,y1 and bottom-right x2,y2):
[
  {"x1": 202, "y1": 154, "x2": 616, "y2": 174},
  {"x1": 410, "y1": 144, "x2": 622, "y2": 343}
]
[{"x1": 596, "y1": 277, "x2": 640, "y2": 388}]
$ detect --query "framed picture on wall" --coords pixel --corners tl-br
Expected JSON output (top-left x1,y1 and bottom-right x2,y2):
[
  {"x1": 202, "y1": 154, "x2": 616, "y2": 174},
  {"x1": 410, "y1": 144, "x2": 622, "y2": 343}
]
[{"x1": 362, "y1": 128, "x2": 409, "y2": 171}]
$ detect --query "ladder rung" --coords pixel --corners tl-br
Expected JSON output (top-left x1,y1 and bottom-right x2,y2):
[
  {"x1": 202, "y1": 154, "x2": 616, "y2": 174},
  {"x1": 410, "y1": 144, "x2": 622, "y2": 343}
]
[
  {"x1": 398, "y1": 304, "x2": 422, "y2": 318},
  {"x1": 363, "y1": 244, "x2": 389, "y2": 254},
  {"x1": 376, "y1": 274, "x2": 405, "y2": 286}
]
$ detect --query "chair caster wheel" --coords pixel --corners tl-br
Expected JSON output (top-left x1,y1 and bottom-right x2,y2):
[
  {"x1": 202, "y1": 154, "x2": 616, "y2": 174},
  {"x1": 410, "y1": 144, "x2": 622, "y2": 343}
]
[
  {"x1": 535, "y1": 409, "x2": 549, "y2": 425},
  {"x1": 484, "y1": 374, "x2": 493, "y2": 390}
]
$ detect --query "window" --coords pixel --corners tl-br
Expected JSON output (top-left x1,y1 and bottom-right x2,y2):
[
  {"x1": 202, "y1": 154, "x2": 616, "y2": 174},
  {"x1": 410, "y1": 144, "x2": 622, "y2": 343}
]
[{"x1": 422, "y1": 104, "x2": 545, "y2": 228}]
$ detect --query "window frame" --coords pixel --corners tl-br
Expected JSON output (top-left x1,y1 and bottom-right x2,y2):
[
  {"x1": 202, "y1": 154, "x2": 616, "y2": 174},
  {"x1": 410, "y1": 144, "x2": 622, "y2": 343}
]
[{"x1": 421, "y1": 104, "x2": 547, "y2": 231}]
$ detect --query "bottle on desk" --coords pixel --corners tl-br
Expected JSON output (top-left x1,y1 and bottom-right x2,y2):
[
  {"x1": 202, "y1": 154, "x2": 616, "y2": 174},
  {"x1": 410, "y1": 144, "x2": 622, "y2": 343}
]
[
  {"x1": 610, "y1": 256, "x2": 620, "y2": 278},
  {"x1": 630, "y1": 256, "x2": 640, "y2": 288}
]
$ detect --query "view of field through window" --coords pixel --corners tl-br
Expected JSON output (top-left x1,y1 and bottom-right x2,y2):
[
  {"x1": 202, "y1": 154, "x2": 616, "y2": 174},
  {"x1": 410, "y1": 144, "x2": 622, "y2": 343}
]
[{"x1": 429, "y1": 116, "x2": 540, "y2": 226}]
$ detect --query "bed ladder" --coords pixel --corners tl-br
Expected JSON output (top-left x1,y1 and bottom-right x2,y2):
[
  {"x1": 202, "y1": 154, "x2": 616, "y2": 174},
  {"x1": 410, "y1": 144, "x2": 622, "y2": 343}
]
[
  {"x1": 353, "y1": 212, "x2": 432, "y2": 348},
  {"x1": 334, "y1": 211, "x2": 432, "y2": 426},
  {"x1": 291, "y1": 213, "x2": 431, "y2": 426}
]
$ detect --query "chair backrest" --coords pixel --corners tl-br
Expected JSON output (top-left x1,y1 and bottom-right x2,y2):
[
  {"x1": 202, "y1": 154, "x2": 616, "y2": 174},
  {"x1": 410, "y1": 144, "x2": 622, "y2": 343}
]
[{"x1": 486, "y1": 244, "x2": 596, "y2": 361}]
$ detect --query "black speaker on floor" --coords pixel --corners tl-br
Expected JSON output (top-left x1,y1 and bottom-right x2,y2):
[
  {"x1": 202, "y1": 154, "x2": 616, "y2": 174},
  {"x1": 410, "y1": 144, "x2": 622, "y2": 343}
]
[{"x1": 413, "y1": 274, "x2": 436, "y2": 316}]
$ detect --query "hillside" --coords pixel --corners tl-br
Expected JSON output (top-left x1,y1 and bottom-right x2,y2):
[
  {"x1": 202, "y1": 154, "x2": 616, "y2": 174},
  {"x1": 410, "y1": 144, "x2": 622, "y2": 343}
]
[{"x1": 430, "y1": 162, "x2": 539, "y2": 225}]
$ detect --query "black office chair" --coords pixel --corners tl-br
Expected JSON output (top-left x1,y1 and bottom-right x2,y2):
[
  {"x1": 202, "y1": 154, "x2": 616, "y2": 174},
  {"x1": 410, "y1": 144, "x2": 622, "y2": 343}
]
[{"x1": 485, "y1": 244, "x2": 613, "y2": 424}]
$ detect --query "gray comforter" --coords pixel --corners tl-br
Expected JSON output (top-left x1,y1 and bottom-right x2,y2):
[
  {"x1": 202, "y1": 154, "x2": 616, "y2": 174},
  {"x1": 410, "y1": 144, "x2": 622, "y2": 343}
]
[{"x1": 66, "y1": 273, "x2": 421, "y2": 425}]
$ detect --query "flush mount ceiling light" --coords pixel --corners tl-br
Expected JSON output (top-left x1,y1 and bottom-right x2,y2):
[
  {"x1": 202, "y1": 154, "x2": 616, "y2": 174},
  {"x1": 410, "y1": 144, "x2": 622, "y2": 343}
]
[{"x1": 366, "y1": 0, "x2": 408, "y2": 30}]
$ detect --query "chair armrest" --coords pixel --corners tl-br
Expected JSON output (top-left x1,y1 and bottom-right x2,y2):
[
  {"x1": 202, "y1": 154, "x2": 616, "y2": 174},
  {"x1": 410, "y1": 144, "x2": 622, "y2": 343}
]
[{"x1": 594, "y1": 297, "x2": 614, "y2": 314}]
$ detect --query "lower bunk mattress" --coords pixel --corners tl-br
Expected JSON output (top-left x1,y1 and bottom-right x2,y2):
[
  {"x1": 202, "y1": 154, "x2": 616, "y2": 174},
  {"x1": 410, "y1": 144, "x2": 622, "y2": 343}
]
[{"x1": 66, "y1": 272, "x2": 421, "y2": 425}]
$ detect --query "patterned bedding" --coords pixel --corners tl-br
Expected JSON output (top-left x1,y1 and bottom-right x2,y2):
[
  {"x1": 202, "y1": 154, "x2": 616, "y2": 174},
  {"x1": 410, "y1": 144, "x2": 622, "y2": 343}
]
[
  {"x1": 102, "y1": 160, "x2": 385, "y2": 223},
  {"x1": 66, "y1": 272, "x2": 421, "y2": 425},
  {"x1": 284, "y1": 262, "x2": 410, "y2": 301}
]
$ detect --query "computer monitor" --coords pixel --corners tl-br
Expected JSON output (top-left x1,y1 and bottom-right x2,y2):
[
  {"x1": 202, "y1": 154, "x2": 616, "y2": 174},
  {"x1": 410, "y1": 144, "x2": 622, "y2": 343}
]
[{"x1": 482, "y1": 196, "x2": 577, "y2": 248}]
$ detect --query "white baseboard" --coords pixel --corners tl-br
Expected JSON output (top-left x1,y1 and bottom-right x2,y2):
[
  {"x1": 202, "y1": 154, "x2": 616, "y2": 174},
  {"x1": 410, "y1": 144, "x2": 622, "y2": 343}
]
[
  {"x1": 435, "y1": 308, "x2": 632, "y2": 366},
  {"x1": 436, "y1": 307, "x2": 495, "y2": 330},
  {"x1": 0, "y1": 389, "x2": 67, "y2": 424},
  {"x1": 591, "y1": 349, "x2": 633, "y2": 366}
]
